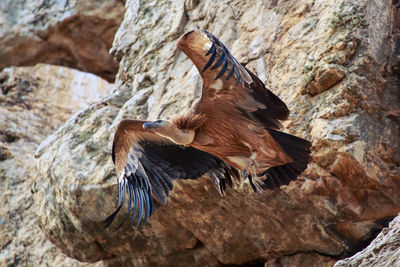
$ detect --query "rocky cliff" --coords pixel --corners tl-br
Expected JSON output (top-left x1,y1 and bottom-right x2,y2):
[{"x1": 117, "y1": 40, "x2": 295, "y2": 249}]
[
  {"x1": 1, "y1": 0, "x2": 399, "y2": 266},
  {"x1": 0, "y1": 0, "x2": 125, "y2": 82},
  {"x1": 0, "y1": 64, "x2": 113, "y2": 266}
]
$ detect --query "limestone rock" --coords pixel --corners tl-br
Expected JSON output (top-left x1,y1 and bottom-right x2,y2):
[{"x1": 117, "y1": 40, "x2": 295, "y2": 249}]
[
  {"x1": 0, "y1": 0, "x2": 125, "y2": 82},
  {"x1": 0, "y1": 64, "x2": 112, "y2": 266},
  {"x1": 265, "y1": 252, "x2": 336, "y2": 267},
  {"x1": 0, "y1": 64, "x2": 114, "y2": 145},
  {"x1": 334, "y1": 213, "x2": 400, "y2": 267},
  {"x1": 306, "y1": 65, "x2": 346, "y2": 96},
  {"x1": 34, "y1": 0, "x2": 400, "y2": 266},
  {"x1": 386, "y1": 110, "x2": 400, "y2": 124}
]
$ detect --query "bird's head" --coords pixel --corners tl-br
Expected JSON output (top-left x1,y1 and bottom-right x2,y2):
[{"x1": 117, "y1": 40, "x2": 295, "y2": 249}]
[
  {"x1": 143, "y1": 120, "x2": 195, "y2": 146},
  {"x1": 142, "y1": 120, "x2": 170, "y2": 130}
]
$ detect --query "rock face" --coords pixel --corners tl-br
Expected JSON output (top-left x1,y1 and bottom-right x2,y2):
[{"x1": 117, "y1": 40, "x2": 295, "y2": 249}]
[
  {"x1": 32, "y1": 0, "x2": 400, "y2": 266},
  {"x1": 334, "y1": 213, "x2": 400, "y2": 267},
  {"x1": 0, "y1": 0, "x2": 125, "y2": 82},
  {"x1": 0, "y1": 64, "x2": 113, "y2": 266},
  {"x1": 265, "y1": 252, "x2": 336, "y2": 267}
]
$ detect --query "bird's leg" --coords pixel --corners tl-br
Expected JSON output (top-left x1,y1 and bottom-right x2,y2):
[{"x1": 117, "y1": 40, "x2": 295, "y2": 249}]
[
  {"x1": 242, "y1": 152, "x2": 258, "y2": 177},
  {"x1": 242, "y1": 152, "x2": 265, "y2": 193}
]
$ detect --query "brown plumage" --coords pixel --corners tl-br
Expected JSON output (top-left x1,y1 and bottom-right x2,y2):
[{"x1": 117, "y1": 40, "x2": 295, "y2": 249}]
[{"x1": 105, "y1": 30, "x2": 311, "y2": 228}]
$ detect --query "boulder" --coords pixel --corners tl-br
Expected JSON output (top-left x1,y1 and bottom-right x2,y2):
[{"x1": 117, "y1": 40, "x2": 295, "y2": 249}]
[
  {"x1": 335, "y1": 213, "x2": 400, "y2": 267},
  {"x1": 33, "y1": 0, "x2": 400, "y2": 265},
  {"x1": 0, "y1": 64, "x2": 113, "y2": 266}
]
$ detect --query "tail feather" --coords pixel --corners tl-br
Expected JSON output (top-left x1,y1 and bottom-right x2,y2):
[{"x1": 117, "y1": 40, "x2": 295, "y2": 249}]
[
  {"x1": 273, "y1": 165, "x2": 291, "y2": 185},
  {"x1": 260, "y1": 129, "x2": 311, "y2": 190}
]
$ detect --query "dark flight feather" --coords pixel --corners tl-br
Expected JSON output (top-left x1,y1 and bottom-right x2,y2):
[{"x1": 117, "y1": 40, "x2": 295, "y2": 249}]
[
  {"x1": 202, "y1": 45, "x2": 217, "y2": 72},
  {"x1": 236, "y1": 68, "x2": 290, "y2": 130},
  {"x1": 259, "y1": 129, "x2": 311, "y2": 190},
  {"x1": 210, "y1": 48, "x2": 226, "y2": 71},
  {"x1": 226, "y1": 63, "x2": 236, "y2": 80},
  {"x1": 216, "y1": 59, "x2": 229, "y2": 80},
  {"x1": 201, "y1": 31, "x2": 252, "y2": 87},
  {"x1": 111, "y1": 143, "x2": 116, "y2": 164}
]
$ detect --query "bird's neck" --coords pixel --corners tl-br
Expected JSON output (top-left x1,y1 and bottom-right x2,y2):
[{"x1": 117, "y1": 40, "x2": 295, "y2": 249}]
[{"x1": 155, "y1": 124, "x2": 195, "y2": 146}]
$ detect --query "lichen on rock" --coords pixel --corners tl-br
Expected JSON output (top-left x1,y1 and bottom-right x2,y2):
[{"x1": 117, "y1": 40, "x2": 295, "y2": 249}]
[
  {"x1": 0, "y1": 64, "x2": 113, "y2": 266},
  {"x1": 1, "y1": 0, "x2": 399, "y2": 266},
  {"x1": 31, "y1": 0, "x2": 400, "y2": 266}
]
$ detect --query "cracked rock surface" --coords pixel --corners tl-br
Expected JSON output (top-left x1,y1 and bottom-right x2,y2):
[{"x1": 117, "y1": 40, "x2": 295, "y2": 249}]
[
  {"x1": 334, "y1": 213, "x2": 400, "y2": 267},
  {"x1": 0, "y1": 0, "x2": 125, "y2": 82},
  {"x1": 32, "y1": 0, "x2": 400, "y2": 266},
  {"x1": 1, "y1": 0, "x2": 399, "y2": 266},
  {"x1": 0, "y1": 64, "x2": 113, "y2": 266}
]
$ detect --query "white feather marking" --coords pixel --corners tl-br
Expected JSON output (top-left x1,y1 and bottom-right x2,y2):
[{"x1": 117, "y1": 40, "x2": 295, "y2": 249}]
[
  {"x1": 248, "y1": 124, "x2": 260, "y2": 131},
  {"x1": 202, "y1": 40, "x2": 212, "y2": 51},
  {"x1": 119, "y1": 169, "x2": 126, "y2": 184},
  {"x1": 260, "y1": 147, "x2": 277, "y2": 158},
  {"x1": 210, "y1": 79, "x2": 223, "y2": 91}
]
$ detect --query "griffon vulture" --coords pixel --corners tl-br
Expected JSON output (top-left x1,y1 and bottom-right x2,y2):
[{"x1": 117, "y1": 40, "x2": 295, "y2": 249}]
[{"x1": 105, "y1": 30, "x2": 311, "y2": 229}]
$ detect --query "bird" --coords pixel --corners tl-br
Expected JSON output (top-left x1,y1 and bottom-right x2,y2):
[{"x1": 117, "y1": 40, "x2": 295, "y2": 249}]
[{"x1": 104, "y1": 30, "x2": 311, "y2": 229}]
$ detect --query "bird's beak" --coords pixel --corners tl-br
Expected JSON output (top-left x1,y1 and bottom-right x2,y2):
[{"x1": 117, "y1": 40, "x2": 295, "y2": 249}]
[{"x1": 143, "y1": 122, "x2": 159, "y2": 129}]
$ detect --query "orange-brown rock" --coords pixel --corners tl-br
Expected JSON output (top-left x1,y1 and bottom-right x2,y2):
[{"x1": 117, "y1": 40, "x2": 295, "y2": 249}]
[
  {"x1": 32, "y1": 0, "x2": 400, "y2": 266},
  {"x1": 265, "y1": 252, "x2": 336, "y2": 267},
  {"x1": 335, "y1": 213, "x2": 400, "y2": 267},
  {"x1": 306, "y1": 65, "x2": 346, "y2": 96}
]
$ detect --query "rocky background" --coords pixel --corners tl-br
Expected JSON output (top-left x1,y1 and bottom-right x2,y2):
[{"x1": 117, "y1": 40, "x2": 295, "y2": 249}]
[{"x1": 1, "y1": 0, "x2": 399, "y2": 266}]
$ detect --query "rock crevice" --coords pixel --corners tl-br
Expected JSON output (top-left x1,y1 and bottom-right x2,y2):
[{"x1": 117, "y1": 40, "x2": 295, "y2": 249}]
[{"x1": 1, "y1": 0, "x2": 399, "y2": 266}]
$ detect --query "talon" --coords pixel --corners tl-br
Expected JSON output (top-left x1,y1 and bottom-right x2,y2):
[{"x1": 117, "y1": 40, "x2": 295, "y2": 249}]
[
  {"x1": 256, "y1": 176, "x2": 266, "y2": 193},
  {"x1": 242, "y1": 152, "x2": 258, "y2": 179},
  {"x1": 241, "y1": 152, "x2": 265, "y2": 193}
]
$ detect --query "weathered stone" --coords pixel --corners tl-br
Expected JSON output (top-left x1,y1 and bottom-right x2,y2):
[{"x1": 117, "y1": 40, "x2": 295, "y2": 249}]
[
  {"x1": 0, "y1": 64, "x2": 113, "y2": 145},
  {"x1": 334, "y1": 213, "x2": 400, "y2": 267},
  {"x1": 386, "y1": 110, "x2": 400, "y2": 124},
  {"x1": 0, "y1": 0, "x2": 125, "y2": 82},
  {"x1": 265, "y1": 252, "x2": 336, "y2": 267},
  {"x1": 31, "y1": 0, "x2": 400, "y2": 266},
  {"x1": 0, "y1": 64, "x2": 113, "y2": 266},
  {"x1": 306, "y1": 65, "x2": 346, "y2": 96}
]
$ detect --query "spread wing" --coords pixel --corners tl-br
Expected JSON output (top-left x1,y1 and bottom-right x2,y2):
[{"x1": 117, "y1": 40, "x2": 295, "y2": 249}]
[
  {"x1": 177, "y1": 30, "x2": 289, "y2": 130},
  {"x1": 104, "y1": 119, "x2": 235, "y2": 229}
]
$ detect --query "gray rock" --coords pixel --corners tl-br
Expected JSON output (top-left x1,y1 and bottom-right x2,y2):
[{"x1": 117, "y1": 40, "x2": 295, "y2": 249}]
[
  {"x1": 0, "y1": 64, "x2": 113, "y2": 266},
  {"x1": 335, "y1": 214, "x2": 400, "y2": 267},
  {"x1": 33, "y1": 0, "x2": 400, "y2": 266}
]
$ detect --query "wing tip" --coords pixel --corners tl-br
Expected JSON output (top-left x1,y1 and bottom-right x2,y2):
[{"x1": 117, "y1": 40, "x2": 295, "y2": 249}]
[
  {"x1": 202, "y1": 31, "x2": 252, "y2": 87},
  {"x1": 103, "y1": 204, "x2": 123, "y2": 229},
  {"x1": 111, "y1": 141, "x2": 116, "y2": 164}
]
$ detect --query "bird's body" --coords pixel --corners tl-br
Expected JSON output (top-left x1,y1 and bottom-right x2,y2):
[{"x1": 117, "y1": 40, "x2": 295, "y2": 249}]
[
  {"x1": 178, "y1": 101, "x2": 292, "y2": 172},
  {"x1": 105, "y1": 30, "x2": 311, "y2": 228}
]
